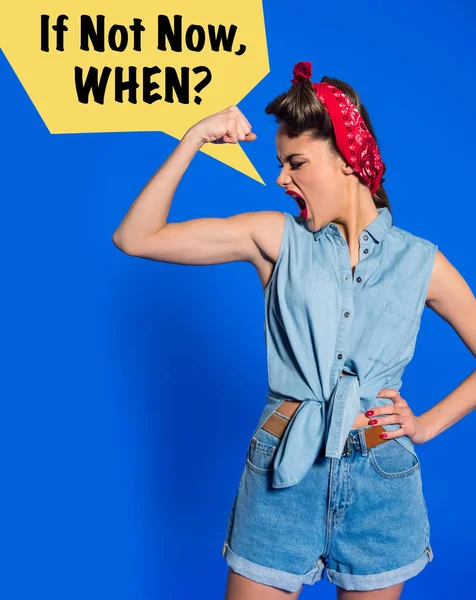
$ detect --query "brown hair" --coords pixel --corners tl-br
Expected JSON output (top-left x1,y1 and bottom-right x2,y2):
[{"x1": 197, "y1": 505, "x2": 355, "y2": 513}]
[{"x1": 265, "y1": 75, "x2": 390, "y2": 213}]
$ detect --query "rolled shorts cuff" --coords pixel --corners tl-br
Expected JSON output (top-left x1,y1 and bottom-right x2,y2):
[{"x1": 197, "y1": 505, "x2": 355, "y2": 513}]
[
  {"x1": 223, "y1": 542, "x2": 325, "y2": 593},
  {"x1": 326, "y1": 545, "x2": 434, "y2": 591}
]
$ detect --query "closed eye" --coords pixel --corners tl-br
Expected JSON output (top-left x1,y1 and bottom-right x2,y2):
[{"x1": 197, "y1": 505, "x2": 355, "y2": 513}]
[{"x1": 277, "y1": 162, "x2": 304, "y2": 171}]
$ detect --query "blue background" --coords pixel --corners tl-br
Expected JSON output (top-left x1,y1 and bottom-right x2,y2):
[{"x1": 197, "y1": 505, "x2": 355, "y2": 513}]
[{"x1": 1, "y1": 1, "x2": 475, "y2": 598}]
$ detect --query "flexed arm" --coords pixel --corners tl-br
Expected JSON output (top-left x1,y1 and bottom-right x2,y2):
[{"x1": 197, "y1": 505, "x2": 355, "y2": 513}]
[{"x1": 111, "y1": 106, "x2": 257, "y2": 261}]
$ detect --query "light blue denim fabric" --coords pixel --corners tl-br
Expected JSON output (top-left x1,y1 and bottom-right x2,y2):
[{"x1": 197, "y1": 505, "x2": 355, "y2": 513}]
[
  {"x1": 222, "y1": 207, "x2": 438, "y2": 591},
  {"x1": 224, "y1": 422, "x2": 433, "y2": 592},
  {"x1": 257, "y1": 206, "x2": 438, "y2": 489}
]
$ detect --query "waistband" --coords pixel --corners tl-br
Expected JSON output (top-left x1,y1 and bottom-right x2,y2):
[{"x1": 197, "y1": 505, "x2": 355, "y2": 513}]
[
  {"x1": 263, "y1": 374, "x2": 360, "y2": 488},
  {"x1": 255, "y1": 374, "x2": 418, "y2": 489},
  {"x1": 261, "y1": 400, "x2": 389, "y2": 458}
]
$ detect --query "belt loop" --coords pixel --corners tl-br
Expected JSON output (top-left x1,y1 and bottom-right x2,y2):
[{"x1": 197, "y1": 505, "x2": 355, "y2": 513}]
[{"x1": 359, "y1": 428, "x2": 368, "y2": 456}]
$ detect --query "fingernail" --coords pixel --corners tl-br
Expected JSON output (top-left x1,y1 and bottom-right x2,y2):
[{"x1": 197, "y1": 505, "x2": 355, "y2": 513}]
[
  {"x1": 370, "y1": 419, "x2": 378, "y2": 425},
  {"x1": 380, "y1": 434, "x2": 387, "y2": 439},
  {"x1": 366, "y1": 411, "x2": 374, "y2": 417}
]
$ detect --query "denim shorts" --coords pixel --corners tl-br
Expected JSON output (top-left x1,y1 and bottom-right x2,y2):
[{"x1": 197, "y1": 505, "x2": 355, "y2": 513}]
[{"x1": 222, "y1": 420, "x2": 434, "y2": 592}]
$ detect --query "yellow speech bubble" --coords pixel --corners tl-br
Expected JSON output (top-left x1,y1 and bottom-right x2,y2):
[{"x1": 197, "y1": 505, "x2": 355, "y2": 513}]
[{"x1": 0, "y1": 1, "x2": 268, "y2": 183}]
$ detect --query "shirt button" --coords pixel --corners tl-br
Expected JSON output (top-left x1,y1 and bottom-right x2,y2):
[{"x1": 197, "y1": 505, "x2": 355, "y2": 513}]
[
  {"x1": 363, "y1": 234, "x2": 369, "y2": 241},
  {"x1": 337, "y1": 353, "x2": 343, "y2": 359},
  {"x1": 344, "y1": 311, "x2": 350, "y2": 318},
  {"x1": 356, "y1": 276, "x2": 362, "y2": 283},
  {"x1": 363, "y1": 248, "x2": 369, "y2": 254}
]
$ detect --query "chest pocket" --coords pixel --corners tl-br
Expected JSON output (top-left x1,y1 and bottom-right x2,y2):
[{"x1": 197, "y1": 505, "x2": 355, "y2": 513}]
[{"x1": 368, "y1": 299, "x2": 420, "y2": 367}]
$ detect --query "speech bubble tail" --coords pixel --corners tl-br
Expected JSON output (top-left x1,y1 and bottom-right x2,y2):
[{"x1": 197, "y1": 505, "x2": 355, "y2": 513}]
[{"x1": 199, "y1": 143, "x2": 266, "y2": 185}]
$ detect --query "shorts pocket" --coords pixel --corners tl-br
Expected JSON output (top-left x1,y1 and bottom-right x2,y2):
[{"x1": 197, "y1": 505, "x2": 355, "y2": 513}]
[
  {"x1": 368, "y1": 438, "x2": 420, "y2": 479},
  {"x1": 246, "y1": 406, "x2": 291, "y2": 475},
  {"x1": 246, "y1": 428, "x2": 280, "y2": 473},
  {"x1": 368, "y1": 299, "x2": 420, "y2": 367}
]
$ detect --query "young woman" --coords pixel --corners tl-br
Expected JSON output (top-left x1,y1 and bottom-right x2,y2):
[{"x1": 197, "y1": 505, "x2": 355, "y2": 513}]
[{"x1": 112, "y1": 62, "x2": 476, "y2": 600}]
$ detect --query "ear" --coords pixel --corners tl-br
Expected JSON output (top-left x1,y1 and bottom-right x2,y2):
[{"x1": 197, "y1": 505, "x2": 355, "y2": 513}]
[
  {"x1": 336, "y1": 153, "x2": 354, "y2": 176},
  {"x1": 342, "y1": 162, "x2": 354, "y2": 175}
]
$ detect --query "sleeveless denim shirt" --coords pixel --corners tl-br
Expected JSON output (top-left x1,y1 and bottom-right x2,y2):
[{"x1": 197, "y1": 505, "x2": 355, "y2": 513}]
[{"x1": 255, "y1": 206, "x2": 438, "y2": 489}]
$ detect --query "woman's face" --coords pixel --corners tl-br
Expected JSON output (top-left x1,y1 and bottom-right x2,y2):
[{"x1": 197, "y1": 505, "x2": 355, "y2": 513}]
[{"x1": 276, "y1": 124, "x2": 349, "y2": 232}]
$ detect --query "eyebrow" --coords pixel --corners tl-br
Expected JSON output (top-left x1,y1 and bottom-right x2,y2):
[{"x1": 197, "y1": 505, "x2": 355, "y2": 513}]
[{"x1": 277, "y1": 153, "x2": 305, "y2": 163}]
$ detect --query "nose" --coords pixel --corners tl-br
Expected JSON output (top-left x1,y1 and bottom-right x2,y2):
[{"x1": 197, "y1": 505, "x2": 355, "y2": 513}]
[{"x1": 276, "y1": 167, "x2": 291, "y2": 188}]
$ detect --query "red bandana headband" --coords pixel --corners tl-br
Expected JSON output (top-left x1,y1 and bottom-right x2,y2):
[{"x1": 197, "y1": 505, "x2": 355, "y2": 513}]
[{"x1": 291, "y1": 61, "x2": 384, "y2": 195}]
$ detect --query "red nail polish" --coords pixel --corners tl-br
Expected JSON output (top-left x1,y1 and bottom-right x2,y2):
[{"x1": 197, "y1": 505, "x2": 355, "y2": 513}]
[
  {"x1": 370, "y1": 419, "x2": 378, "y2": 425},
  {"x1": 366, "y1": 411, "x2": 374, "y2": 417},
  {"x1": 380, "y1": 433, "x2": 387, "y2": 438}
]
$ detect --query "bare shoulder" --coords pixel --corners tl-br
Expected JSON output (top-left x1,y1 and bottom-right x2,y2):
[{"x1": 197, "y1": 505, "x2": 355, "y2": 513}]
[
  {"x1": 426, "y1": 249, "x2": 476, "y2": 356},
  {"x1": 238, "y1": 210, "x2": 286, "y2": 291},
  {"x1": 243, "y1": 210, "x2": 286, "y2": 264},
  {"x1": 426, "y1": 250, "x2": 471, "y2": 305}
]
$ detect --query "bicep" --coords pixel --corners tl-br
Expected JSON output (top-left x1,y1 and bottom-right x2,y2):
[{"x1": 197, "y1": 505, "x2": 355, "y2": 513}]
[
  {"x1": 426, "y1": 250, "x2": 476, "y2": 357},
  {"x1": 121, "y1": 211, "x2": 283, "y2": 267}
]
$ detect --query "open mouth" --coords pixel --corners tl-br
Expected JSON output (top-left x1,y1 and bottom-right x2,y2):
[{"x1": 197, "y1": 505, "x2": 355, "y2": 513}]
[{"x1": 285, "y1": 190, "x2": 308, "y2": 219}]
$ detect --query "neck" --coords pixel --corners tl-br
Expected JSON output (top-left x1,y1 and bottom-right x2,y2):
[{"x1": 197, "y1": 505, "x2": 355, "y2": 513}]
[{"x1": 333, "y1": 185, "x2": 379, "y2": 252}]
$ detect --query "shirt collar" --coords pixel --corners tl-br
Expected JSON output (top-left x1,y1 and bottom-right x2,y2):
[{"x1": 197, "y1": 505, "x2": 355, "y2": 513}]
[{"x1": 312, "y1": 206, "x2": 392, "y2": 243}]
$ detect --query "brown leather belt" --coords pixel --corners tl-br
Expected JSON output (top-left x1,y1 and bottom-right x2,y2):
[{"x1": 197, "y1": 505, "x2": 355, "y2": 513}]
[{"x1": 260, "y1": 399, "x2": 389, "y2": 454}]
